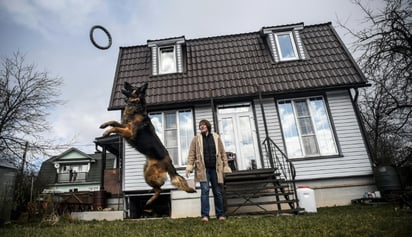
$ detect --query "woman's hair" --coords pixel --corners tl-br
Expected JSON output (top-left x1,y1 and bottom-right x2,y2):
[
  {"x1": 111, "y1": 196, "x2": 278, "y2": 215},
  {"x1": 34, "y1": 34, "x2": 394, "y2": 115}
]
[{"x1": 198, "y1": 119, "x2": 212, "y2": 132}]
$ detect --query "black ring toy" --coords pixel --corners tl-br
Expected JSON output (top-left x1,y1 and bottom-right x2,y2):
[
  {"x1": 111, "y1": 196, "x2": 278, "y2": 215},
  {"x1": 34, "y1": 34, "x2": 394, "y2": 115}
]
[{"x1": 90, "y1": 25, "x2": 112, "y2": 50}]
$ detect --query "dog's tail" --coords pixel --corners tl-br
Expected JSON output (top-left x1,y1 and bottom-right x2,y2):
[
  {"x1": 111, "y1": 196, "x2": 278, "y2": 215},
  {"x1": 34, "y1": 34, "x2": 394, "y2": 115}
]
[{"x1": 166, "y1": 157, "x2": 196, "y2": 193}]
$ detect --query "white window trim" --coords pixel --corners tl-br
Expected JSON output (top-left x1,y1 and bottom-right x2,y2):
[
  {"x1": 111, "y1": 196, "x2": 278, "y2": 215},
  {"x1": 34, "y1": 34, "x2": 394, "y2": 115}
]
[
  {"x1": 278, "y1": 96, "x2": 338, "y2": 159},
  {"x1": 262, "y1": 23, "x2": 306, "y2": 63},
  {"x1": 148, "y1": 36, "x2": 185, "y2": 76},
  {"x1": 158, "y1": 46, "x2": 177, "y2": 74},
  {"x1": 149, "y1": 109, "x2": 194, "y2": 167},
  {"x1": 274, "y1": 31, "x2": 299, "y2": 61},
  {"x1": 292, "y1": 98, "x2": 320, "y2": 157}
]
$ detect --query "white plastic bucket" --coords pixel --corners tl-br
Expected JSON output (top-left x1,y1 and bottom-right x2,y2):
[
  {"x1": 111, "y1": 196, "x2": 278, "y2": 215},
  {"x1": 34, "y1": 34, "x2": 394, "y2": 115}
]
[{"x1": 297, "y1": 186, "x2": 317, "y2": 213}]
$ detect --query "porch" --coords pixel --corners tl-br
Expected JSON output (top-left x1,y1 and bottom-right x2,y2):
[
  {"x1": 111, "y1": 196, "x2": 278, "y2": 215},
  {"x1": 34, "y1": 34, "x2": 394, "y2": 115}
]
[{"x1": 224, "y1": 168, "x2": 302, "y2": 215}]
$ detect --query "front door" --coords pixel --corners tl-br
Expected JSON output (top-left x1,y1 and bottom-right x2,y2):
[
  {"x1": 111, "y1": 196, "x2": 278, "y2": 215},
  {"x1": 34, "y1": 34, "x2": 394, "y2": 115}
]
[{"x1": 218, "y1": 104, "x2": 261, "y2": 171}]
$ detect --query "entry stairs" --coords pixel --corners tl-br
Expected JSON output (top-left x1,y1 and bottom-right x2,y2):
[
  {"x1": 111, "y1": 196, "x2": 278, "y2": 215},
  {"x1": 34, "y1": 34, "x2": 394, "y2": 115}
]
[{"x1": 223, "y1": 137, "x2": 303, "y2": 215}]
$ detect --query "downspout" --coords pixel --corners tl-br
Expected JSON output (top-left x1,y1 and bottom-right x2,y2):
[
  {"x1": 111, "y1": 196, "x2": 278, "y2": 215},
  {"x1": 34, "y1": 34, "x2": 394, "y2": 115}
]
[
  {"x1": 210, "y1": 89, "x2": 219, "y2": 133},
  {"x1": 256, "y1": 84, "x2": 274, "y2": 169},
  {"x1": 100, "y1": 147, "x2": 107, "y2": 190},
  {"x1": 117, "y1": 136, "x2": 123, "y2": 211},
  {"x1": 351, "y1": 88, "x2": 375, "y2": 166}
]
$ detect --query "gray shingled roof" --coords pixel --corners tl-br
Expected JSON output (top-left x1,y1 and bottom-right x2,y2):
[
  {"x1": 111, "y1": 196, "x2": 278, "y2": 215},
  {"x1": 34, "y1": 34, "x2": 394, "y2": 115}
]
[
  {"x1": 107, "y1": 22, "x2": 366, "y2": 110},
  {"x1": 36, "y1": 151, "x2": 116, "y2": 189}
]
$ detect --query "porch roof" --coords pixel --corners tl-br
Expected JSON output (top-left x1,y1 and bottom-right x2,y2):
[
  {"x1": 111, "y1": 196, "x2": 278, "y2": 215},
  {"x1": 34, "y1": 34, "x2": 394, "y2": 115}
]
[{"x1": 107, "y1": 22, "x2": 366, "y2": 110}]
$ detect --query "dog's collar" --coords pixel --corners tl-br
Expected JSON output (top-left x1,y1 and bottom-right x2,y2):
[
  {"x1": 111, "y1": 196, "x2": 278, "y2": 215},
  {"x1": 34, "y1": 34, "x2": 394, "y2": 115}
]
[
  {"x1": 126, "y1": 102, "x2": 146, "y2": 112},
  {"x1": 126, "y1": 101, "x2": 138, "y2": 106}
]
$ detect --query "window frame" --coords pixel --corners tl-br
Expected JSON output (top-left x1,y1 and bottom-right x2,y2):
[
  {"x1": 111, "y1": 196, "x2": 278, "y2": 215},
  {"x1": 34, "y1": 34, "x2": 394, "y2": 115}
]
[
  {"x1": 149, "y1": 109, "x2": 194, "y2": 167},
  {"x1": 274, "y1": 31, "x2": 299, "y2": 61},
  {"x1": 158, "y1": 45, "x2": 177, "y2": 74},
  {"x1": 277, "y1": 96, "x2": 338, "y2": 159}
]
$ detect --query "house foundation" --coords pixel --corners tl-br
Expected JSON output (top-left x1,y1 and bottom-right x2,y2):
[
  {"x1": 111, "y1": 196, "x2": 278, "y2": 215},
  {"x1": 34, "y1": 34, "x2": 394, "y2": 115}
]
[{"x1": 296, "y1": 175, "x2": 376, "y2": 207}]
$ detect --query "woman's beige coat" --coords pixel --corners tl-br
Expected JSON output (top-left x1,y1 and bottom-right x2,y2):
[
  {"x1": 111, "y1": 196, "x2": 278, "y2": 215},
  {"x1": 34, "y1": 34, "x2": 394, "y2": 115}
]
[{"x1": 186, "y1": 133, "x2": 232, "y2": 184}]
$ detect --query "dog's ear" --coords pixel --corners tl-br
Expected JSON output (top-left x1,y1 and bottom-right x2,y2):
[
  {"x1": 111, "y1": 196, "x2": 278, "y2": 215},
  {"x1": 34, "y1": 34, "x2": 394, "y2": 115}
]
[
  {"x1": 139, "y1": 82, "x2": 148, "y2": 96},
  {"x1": 122, "y1": 82, "x2": 133, "y2": 97},
  {"x1": 124, "y1": 82, "x2": 133, "y2": 91},
  {"x1": 122, "y1": 88, "x2": 132, "y2": 98}
]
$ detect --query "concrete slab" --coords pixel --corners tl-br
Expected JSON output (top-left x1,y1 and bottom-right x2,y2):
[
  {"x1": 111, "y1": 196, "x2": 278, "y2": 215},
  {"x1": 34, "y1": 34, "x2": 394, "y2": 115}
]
[
  {"x1": 171, "y1": 190, "x2": 215, "y2": 219},
  {"x1": 71, "y1": 211, "x2": 124, "y2": 221}
]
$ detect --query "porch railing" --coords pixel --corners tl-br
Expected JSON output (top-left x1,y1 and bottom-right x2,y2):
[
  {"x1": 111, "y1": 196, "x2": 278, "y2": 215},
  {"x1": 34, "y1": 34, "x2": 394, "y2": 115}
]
[
  {"x1": 262, "y1": 137, "x2": 299, "y2": 209},
  {"x1": 262, "y1": 137, "x2": 295, "y2": 181},
  {"x1": 57, "y1": 172, "x2": 88, "y2": 183}
]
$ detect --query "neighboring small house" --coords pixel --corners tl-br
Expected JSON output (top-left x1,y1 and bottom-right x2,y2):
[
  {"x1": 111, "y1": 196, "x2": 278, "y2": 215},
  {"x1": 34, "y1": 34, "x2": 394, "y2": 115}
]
[
  {"x1": 37, "y1": 147, "x2": 121, "y2": 211},
  {"x1": 97, "y1": 22, "x2": 375, "y2": 218},
  {"x1": 0, "y1": 160, "x2": 18, "y2": 224}
]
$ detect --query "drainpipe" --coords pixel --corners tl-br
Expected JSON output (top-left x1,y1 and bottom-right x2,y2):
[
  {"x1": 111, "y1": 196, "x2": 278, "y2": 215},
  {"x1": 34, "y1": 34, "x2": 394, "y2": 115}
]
[
  {"x1": 210, "y1": 89, "x2": 219, "y2": 133},
  {"x1": 100, "y1": 146, "x2": 107, "y2": 190},
  {"x1": 256, "y1": 84, "x2": 274, "y2": 169},
  {"x1": 351, "y1": 88, "x2": 375, "y2": 166}
]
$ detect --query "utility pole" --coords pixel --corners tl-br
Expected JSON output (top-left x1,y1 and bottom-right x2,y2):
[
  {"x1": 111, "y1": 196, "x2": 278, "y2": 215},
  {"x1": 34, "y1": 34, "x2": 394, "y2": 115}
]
[{"x1": 21, "y1": 141, "x2": 29, "y2": 174}]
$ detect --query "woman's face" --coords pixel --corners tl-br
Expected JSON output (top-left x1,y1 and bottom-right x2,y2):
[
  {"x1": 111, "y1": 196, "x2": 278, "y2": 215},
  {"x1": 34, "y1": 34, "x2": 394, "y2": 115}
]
[{"x1": 199, "y1": 123, "x2": 208, "y2": 133}]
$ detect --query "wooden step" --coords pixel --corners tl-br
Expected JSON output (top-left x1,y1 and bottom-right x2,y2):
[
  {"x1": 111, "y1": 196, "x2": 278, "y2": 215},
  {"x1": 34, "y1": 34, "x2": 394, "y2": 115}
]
[{"x1": 223, "y1": 168, "x2": 299, "y2": 216}]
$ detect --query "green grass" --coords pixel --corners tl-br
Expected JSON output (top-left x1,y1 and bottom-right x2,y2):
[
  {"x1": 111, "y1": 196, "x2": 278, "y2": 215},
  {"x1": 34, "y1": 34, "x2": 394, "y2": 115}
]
[{"x1": 1, "y1": 204, "x2": 411, "y2": 237}]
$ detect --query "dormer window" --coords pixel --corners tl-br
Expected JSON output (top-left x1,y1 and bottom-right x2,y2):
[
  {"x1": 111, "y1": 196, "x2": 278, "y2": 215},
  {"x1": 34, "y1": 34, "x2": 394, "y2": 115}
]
[
  {"x1": 148, "y1": 36, "x2": 185, "y2": 76},
  {"x1": 262, "y1": 23, "x2": 307, "y2": 62},
  {"x1": 159, "y1": 46, "x2": 177, "y2": 74},
  {"x1": 275, "y1": 32, "x2": 299, "y2": 61}
]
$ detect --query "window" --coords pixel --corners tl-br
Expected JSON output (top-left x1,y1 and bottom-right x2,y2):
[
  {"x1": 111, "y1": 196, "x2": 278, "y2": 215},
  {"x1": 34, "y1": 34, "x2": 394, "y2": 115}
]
[
  {"x1": 148, "y1": 36, "x2": 185, "y2": 76},
  {"x1": 158, "y1": 46, "x2": 177, "y2": 74},
  {"x1": 278, "y1": 97, "x2": 338, "y2": 158},
  {"x1": 275, "y1": 32, "x2": 298, "y2": 61},
  {"x1": 262, "y1": 23, "x2": 306, "y2": 63},
  {"x1": 150, "y1": 110, "x2": 194, "y2": 167}
]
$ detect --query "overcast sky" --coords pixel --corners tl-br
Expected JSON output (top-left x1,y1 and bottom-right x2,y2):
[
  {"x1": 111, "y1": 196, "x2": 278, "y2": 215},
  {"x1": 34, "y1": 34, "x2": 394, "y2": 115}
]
[{"x1": 0, "y1": 0, "x2": 384, "y2": 157}]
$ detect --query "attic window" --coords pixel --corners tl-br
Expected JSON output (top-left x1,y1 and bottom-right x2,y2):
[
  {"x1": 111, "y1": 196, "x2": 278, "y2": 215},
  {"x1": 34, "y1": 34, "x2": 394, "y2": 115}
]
[
  {"x1": 275, "y1": 32, "x2": 298, "y2": 61},
  {"x1": 148, "y1": 36, "x2": 185, "y2": 76},
  {"x1": 262, "y1": 23, "x2": 307, "y2": 62},
  {"x1": 159, "y1": 46, "x2": 177, "y2": 74}
]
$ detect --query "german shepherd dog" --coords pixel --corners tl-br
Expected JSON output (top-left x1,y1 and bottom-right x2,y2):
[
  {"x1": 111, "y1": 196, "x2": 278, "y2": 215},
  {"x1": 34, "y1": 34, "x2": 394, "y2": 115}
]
[{"x1": 100, "y1": 82, "x2": 196, "y2": 205}]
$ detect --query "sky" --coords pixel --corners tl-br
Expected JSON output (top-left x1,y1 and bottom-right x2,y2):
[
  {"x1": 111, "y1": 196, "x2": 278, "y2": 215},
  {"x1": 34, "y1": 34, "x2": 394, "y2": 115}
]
[{"x1": 0, "y1": 0, "x2": 384, "y2": 158}]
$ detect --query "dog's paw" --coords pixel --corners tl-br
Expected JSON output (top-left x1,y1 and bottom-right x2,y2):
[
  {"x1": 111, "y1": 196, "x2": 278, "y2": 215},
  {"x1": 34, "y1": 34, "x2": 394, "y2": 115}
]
[
  {"x1": 186, "y1": 188, "x2": 196, "y2": 193},
  {"x1": 102, "y1": 131, "x2": 111, "y2": 137},
  {"x1": 99, "y1": 123, "x2": 108, "y2": 129}
]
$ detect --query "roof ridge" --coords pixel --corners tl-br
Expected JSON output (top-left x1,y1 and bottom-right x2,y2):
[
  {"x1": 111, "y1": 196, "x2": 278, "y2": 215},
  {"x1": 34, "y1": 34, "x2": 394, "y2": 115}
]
[{"x1": 120, "y1": 22, "x2": 332, "y2": 49}]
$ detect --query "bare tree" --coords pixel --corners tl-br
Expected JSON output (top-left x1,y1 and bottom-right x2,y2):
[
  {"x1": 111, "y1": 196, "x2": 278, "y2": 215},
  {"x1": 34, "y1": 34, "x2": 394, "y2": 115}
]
[
  {"x1": 342, "y1": 0, "x2": 411, "y2": 166},
  {"x1": 0, "y1": 52, "x2": 67, "y2": 169}
]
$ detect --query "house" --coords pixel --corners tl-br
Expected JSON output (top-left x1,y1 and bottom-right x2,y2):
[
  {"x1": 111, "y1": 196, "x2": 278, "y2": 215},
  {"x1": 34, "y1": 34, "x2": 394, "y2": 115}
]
[
  {"x1": 37, "y1": 147, "x2": 122, "y2": 211},
  {"x1": 0, "y1": 159, "x2": 18, "y2": 224},
  {"x1": 96, "y1": 22, "x2": 375, "y2": 218}
]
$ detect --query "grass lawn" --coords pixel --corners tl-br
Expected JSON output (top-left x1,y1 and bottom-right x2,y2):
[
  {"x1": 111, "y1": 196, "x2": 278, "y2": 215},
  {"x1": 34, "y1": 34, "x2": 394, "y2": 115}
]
[{"x1": 1, "y1": 203, "x2": 411, "y2": 237}]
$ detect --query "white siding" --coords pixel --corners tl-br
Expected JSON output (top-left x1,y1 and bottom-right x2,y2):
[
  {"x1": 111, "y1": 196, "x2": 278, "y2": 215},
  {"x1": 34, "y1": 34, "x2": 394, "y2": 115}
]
[
  {"x1": 176, "y1": 44, "x2": 183, "y2": 73},
  {"x1": 292, "y1": 90, "x2": 373, "y2": 180},
  {"x1": 123, "y1": 141, "x2": 188, "y2": 192},
  {"x1": 123, "y1": 91, "x2": 373, "y2": 191},
  {"x1": 123, "y1": 142, "x2": 147, "y2": 191},
  {"x1": 253, "y1": 90, "x2": 372, "y2": 180},
  {"x1": 294, "y1": 30, "x2": 306, "y2": 59},
  {"x1": 254, "y1": 98, "x2": 285, "y2": 168},
  {"x1": 123, "y1": 104, "x2": 213, "y2": 192},
  {"x1": 194, "y1": 105, "x2": 214, "y2": 130},
  {"x1": 151, "y1": 47, "x2": 158, "y2": 76}
]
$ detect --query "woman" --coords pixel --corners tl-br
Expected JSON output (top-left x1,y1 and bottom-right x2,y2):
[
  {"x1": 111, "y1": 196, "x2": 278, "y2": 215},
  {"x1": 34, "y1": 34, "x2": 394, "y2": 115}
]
[{"x1": 186, "y1": 119, "x2": 232, "y2": 222}]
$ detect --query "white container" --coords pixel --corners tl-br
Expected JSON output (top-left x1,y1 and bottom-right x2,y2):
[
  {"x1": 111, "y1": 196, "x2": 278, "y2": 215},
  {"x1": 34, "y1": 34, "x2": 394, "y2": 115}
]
[{"x1": 297, "y1": 186, "x2": 317, "y2": 213}]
